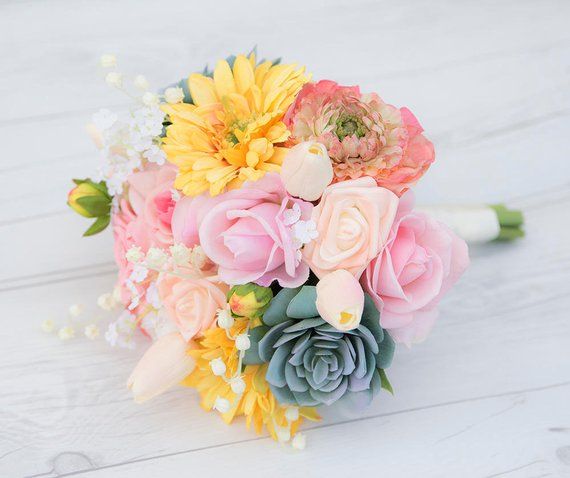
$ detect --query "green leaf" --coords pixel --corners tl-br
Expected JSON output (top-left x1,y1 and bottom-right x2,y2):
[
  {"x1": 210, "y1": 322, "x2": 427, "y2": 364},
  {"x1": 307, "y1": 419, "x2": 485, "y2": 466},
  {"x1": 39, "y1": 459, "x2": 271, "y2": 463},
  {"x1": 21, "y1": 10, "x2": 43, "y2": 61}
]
[
  {"x1": 379, "y1": 369, "x2": 394, "y2": 395},
  {"x1": 72, "y1": 178, "x2": 87, "y2": 186},
  {"x1": 76, "y1": 196, "x2": 111, "y2": 216},
  {"x1": 83, "y1": 215, "x2": 110, "y2": 237}
]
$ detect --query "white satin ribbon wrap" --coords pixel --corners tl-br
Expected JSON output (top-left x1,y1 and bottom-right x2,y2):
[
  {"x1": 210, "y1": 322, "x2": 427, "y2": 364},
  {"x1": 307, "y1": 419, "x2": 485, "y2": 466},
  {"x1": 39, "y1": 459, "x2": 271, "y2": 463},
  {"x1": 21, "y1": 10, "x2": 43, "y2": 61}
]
[{"x1": 416, "y1": 205, "x2": 500, "y2": 244}]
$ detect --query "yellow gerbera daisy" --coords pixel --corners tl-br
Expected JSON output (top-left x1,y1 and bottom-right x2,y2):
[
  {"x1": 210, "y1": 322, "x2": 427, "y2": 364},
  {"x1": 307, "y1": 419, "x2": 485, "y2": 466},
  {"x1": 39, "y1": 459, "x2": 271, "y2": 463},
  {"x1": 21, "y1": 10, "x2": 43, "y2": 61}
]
[
  {"x1": 162, "y1": 54, "x2": 310, "y2": 196},
  {"x1": 183, "y1": 318, "x2": 320, "y2": 440}
]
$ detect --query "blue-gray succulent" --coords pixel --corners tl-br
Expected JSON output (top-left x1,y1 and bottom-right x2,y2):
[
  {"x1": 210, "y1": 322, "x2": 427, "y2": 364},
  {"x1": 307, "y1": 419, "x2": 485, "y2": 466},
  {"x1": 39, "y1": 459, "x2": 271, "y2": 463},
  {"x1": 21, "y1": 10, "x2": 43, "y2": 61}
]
[{"x1": 244, "y1": 286, "x2": 395, "y2": 407}]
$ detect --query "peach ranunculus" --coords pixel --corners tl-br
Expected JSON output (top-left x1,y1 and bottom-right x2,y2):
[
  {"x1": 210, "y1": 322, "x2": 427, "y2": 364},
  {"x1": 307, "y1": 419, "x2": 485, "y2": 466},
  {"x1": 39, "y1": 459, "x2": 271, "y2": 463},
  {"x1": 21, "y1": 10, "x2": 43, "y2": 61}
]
[
  {"x1": 284, "y1": 80, "x2": 435, "y2": 196},
  {"x1": 302, "y1": 177, "x2": 399, "y2": 279},
  {"x1": 158, "y1": 274, "x2": 228, "y2": 342},
  {"x1": 362, "y1": 193, "x2": 469, "y2": 346}
]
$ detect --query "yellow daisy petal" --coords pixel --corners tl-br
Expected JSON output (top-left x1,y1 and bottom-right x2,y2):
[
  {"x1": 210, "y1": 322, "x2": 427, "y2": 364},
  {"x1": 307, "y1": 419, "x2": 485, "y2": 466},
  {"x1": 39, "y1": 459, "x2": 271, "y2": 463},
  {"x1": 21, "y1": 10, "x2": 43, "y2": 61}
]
[
  {"x1": 189, "y1": 74, "x2": 218, "y2": 106},
  {"x1": 213, "y1": 60, "x2": 236, "y2": 98}
]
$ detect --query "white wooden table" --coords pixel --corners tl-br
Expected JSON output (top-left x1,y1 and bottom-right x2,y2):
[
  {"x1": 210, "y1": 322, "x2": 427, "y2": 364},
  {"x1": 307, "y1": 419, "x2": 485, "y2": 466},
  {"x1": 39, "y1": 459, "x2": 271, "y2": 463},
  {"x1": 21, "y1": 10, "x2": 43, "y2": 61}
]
[{"x1": 2, "y1": 1, "x2": 570, "y2": 476}]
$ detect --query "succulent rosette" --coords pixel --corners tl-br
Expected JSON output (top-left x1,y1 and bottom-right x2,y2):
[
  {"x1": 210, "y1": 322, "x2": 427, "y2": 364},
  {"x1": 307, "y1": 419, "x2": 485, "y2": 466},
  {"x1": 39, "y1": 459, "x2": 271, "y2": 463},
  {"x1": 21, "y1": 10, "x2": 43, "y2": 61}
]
[{"x1": 244, "y1": 286, "x2": 395, "y2": 407}]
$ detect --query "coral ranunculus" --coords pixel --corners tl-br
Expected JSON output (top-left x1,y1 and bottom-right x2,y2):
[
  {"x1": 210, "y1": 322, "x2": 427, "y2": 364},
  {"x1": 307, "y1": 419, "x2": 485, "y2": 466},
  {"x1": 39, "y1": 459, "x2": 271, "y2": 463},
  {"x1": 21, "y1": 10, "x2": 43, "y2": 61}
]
[
  {"x1": 362, "y1": 193, "x2": 469, "y2": 346},
  {"x1": 284, "y1": 80, "x2": 435, "y2": 195},
  {"x1": 162, "y1": 54, "x2": 309, "y2": 197},
  {"x1": 171, "y1": 173, "x2": 314, "y2": 288}
]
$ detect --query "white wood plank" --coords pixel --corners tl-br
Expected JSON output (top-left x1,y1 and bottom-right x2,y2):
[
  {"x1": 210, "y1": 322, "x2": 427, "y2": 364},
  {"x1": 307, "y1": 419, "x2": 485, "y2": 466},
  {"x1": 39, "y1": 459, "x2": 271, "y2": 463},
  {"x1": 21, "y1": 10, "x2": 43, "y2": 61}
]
[
  {"x1": 1, "y1": 195, "x2": 568, "y2": 476},
  {"x1": 67, "y1": 385, "x2": 570, "y2": 478}
]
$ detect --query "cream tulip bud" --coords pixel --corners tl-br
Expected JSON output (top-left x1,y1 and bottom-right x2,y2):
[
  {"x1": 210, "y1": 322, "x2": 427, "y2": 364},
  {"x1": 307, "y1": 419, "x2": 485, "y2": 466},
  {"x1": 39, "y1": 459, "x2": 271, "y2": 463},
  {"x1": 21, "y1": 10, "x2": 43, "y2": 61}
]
[
  {"x1": 315, "y1": 269, "x2": 364, "y2": 331},
  {"x1": 127, "y1": 332, "x2": 196, "y2": 403},
  {"x1": 280, "y1": 141, "x2": 333, "y2": 201}
]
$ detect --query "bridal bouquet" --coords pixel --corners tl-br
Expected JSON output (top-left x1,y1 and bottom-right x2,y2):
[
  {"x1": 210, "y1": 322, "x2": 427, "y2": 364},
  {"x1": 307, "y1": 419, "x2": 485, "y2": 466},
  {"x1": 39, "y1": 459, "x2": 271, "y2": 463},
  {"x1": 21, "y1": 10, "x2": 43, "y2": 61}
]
[{"x1": 65, "y1": 51, "x2": 522, "y2": 447}]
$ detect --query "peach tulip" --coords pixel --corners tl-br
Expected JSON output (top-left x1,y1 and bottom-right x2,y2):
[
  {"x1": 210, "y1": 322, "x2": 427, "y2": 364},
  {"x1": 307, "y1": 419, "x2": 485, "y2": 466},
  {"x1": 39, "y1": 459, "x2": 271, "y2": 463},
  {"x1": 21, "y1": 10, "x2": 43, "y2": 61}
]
[{"x1": 127, "y1": 332, "x2": 196, "y2": 403}]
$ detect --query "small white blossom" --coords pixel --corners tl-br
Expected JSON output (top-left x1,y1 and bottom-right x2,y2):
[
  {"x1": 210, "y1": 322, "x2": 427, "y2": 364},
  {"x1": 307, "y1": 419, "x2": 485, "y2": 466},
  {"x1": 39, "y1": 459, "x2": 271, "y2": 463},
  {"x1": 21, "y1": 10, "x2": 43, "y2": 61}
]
[
  {"x1": 140, "y1": 309, "x2": 177, "y2": 340},
  {"x1": 126, "y1": 246, "x2": 144, "y2": 264},
  {"x1": 170, "y1": 243, "x2": 191, "y2": 266},
  {"x1": 164, "y1": 86, "x2": 185, "y2": 104},
  {"x1": 105, "y1": 71, "x2": 123, "y2": 88},
  {"x1": 145, "y1": 248, "x2": 168, "y2": 269},
  {"x1": 127, "y1": 295, "x2": 140, "y2": 311},
  {"x1": 68, "y1": 303, "x2": 84, "y2": 318},
  {"x1": 100, "y1": 54, "x2": 117, "y2": 68},
  {"x1": 133, "y1": 74, "x2": 149, "y2": 90},
  {"x1": 276, "y1": 427, "x2": 291, "y2": 443},
  {"x1": 216, "y1": 306, "x2": 234, "y2": 329},
  {"x1": 213, "y1": 397, "x2": 231, "y2": 414},
  {"x1": 291, "y1": 432, "x2": 306, "y2": 450},
  {"x1": 292, "y1": 220, "x2": 319, "y2": 247},
  {"x1": 92, "y1": 109, "x2": 118, "y2": 132},
  {"x1": 283, "y1": 203, "x2": 302, "y2": 226},
  {"x1": 112, "y1": 285, "x2": 123, "y2": 304},
  {"x1": 210, "y1": 358, "x2": 227, "y2": 376},
  {"x1": 145, "y1": 282, "x2": 162, "y2": 309},
  {"x1": 230, "y1": 377, "x2": 246, "y2": 395},
  {"x1": 171, "y1": 188, "x2": 181, "y2": 202},
  {"x1": 97, "y1": 292, "x2": 117, "y2": 311},
  {"x1": 142, "y1": 92, "x2": 159, "y2": 106},
  {"x1": 41, "y1": 319, "x2": 55, "y2": 333},
  {"x1": 235, "y1": 334, "x2": 251, "y2": 351},
  {"x1": 142, "y1": 144, "x2": 166, "y2": 165},
  {"x1": 285, "y1": 406, "x2": 299, "y2": 422},
  {"x1": 105, "y1": 311, "x2": 137, "y2": 349},
  {"x1": 84, "y1": 324, "x2": 100, "y2": 340},
  {"x1": 130, "y1": 264, "x2": 149, "y2": 283},
  {"x1": 58, "y1": 326, "x2": 75, "y2": 341},
  {"x1": 190, "y1": 245, "x2": 207, "y2": 270}
]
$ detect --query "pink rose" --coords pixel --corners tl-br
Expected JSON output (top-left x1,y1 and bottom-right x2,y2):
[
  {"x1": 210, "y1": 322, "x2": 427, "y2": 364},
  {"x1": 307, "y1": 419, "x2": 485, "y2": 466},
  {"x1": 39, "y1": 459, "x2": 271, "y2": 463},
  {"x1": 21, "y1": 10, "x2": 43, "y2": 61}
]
[
  {"x1": 158, "y1": 274, "x2": 227, "y2": 341},
  {"x1": 127, "y1": 164, "x2": 177, "y2": 249},
  {"x1": 362, "y1": 193, "x2": 469, "y2": 346},
  {"x1": 112, "y1": 164, "x2": 177, "y2": 305},
  {"x1": 302, "y1": 177, "x2": 399, "y2": 279},
  {"x1": 171, "y1": 173, "x2": 313, "y2": 287}
]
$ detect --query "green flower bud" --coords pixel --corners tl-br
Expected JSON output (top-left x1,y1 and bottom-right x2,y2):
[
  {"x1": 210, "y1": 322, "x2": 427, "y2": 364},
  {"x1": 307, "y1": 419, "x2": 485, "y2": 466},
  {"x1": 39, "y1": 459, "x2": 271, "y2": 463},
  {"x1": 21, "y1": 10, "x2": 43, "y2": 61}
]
[
  {"x1": 68, "y1": 179, "x2": 111, "y2": 218},
  {"x1": 227, "y1": 283, "x2": 273, "y2": 318}
]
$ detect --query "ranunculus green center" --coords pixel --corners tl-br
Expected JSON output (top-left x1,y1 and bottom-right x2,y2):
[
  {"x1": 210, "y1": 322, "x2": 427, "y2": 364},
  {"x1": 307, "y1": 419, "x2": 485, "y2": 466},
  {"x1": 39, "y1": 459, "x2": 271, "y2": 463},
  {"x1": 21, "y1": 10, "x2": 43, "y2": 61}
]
[{"x1": 334, "y1": 114, "x2": 367, "y2": 140}]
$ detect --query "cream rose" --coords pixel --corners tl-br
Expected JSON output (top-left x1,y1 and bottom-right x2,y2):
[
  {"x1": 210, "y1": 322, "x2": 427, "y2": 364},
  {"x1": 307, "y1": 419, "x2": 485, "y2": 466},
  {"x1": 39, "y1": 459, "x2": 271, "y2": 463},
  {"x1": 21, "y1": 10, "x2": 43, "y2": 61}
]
[
  {"x1": 302, "y1": 177, "x2": 399, "y2": 279},
  {"x1": 158, "y1": 274, "x2": 227, "y2": 341}
]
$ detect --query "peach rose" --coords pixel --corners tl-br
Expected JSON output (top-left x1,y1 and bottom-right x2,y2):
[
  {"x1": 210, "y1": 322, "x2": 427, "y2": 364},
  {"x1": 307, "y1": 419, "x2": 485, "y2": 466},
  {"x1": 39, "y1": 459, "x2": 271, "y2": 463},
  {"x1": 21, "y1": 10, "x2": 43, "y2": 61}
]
[
  {"x1": 303, "y1": 177, "x2": 399, "y2": 279},
  {"x1": 158, "y1": 274, "x2": 227, "y2": 341}
]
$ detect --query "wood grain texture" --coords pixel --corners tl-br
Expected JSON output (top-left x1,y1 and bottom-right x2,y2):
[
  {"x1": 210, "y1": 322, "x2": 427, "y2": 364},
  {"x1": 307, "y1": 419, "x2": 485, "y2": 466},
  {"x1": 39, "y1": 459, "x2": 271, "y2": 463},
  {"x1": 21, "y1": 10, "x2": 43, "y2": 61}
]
[{"x1": 1, "y1": 0, "x2": 569, "y2": 476}]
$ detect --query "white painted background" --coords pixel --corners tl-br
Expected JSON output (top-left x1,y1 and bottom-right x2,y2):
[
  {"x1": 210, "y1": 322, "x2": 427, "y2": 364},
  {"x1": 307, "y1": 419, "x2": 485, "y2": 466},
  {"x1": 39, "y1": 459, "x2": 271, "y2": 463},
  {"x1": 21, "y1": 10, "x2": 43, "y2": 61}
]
[{"x1": 1, "y1": 0, "x2": 570, "y2": 476}]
